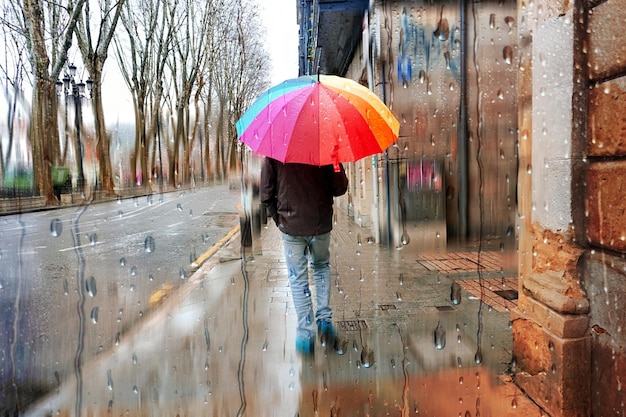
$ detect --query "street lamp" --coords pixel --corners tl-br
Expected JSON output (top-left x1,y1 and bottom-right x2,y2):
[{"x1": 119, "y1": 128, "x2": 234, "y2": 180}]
[{"x1": 56, "y1": 63, "x2": 93, "y2": 195}]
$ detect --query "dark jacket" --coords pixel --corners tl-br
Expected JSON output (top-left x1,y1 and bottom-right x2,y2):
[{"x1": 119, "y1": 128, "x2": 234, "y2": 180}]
[{"x1": 260, "y1": 157, "x2": 349, "y2": 236}]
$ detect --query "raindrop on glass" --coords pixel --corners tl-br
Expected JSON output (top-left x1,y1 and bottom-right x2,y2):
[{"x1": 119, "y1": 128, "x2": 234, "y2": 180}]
[
  {"x1": 50, "y1": 219, "x2": 63, "y2": 237},
  {"x1": 451, "y1": 281, "x2": 462, "y2": 305},
  {"x1": 176, "y1": 203, "x2": 183, "y2": 211},
  {"x1": 474, "y1": 349, "x2": 483, "y2": 364},
  {"x1": 262, "y1": 340, "x2": 268, "y2": 351},
  {"x1": 130, "y1": 266, "x2": 138, "y2": 276},
  {"x1": 434, "y1": 322, "x2": 446, "y2": 350},
  {"x1": 89, "y1": 233, "x2": 97, "y2": 246},
  {"x1": 361, "y1": 347, "x2": 374, "y2": 368},
  {"x1": 115, "y1": 332, "x2": 120, "y2": 346},
  {"x1": 119, "y1": 257, "x2": 126, "y2": 266},
  {"x1": 144, "y1": 236, "x2": 155, "y2": 253},
  {"x1": 63, "y1": 279, "x2": 69, "y2": 295},
  {"x1": 86, "y1": 276, "x2": 97, "y2": 297},
  {"x1": 132, "y1": 353, "x2": 137, "y2": 365},
  {"x1": 399, "y1": 273, "x2": 404, "y2": 286},
  {"x1": 90, "y1": 307, "x2": 99, "y2": 324},
  {"x1": 503, "y1": 45, "x2": 513, "y2": 64},
  {"x1": 107, "y1": 369, "x2": 114, "y2": 390},
  {"x1": 505, "y1": 16, "x2": 515, "y2": 29}
]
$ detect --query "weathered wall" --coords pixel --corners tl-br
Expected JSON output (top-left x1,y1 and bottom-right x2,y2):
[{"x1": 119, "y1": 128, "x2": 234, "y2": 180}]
[
  {"x1": 514, "y1": 0, "x2": 626, "y2": 416},
  {"x1": 512, "y1": 1, "x2": 593, "y2": 416},
  {"x1": 580, "y1": 0, "x2": 626, "y2": 414}
]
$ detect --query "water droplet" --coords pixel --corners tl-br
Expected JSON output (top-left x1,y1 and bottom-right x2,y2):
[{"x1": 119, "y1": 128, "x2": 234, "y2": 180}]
[
  {"x1": 90, "y1": 307, "x2": 99, "y2": 324},
  {"x1": 89, "y1": 233, "x2": 97, "y2": 246},
  {"x1": 115, "y1": 332, "x2": 120, "y2": 346},
  {"x1": 503, "y1": 45, "x2": 513, "y2": 64},
  {"x1": 144, "y1": 236, "x2": 155, "y2": 253},
  {"x1": 434, "y1": 322, "x2": 446, "y2": 350},
  {"x1": 133, "y1": 385, "x2": 138, "y2": 394},
  {"x1": 119, "y1": 257, "x2": 126, "y2": 266},
  {"x1": 505, "y1": 16, "x2": 515, "y2": 29},
  {"x1": 489, "y1": 13, "x2": 496, "y2": 29},
  {"x1": 361, "y1": 347, "x2": 374, "y2": 368},
  {"x1": 396, "y1": 291, "x2": 402, "y2": 301},
  {"x1": 474, "y1": 349, "x2": 483, "y2": 364},
  {"x1": 86, "y1": 276, "x2": 97, "y2": 297},
  {"x1": 176, "y1": 203, "x2": 183, "y2": 211},
  {"x1": 50, "y1": 219, "x2": 63, "y2": 237},
  {"x1": 130, "y1": 266, "x2": 138, "y2": 276},
  {"x1": 399, "y1": 273, "x2": 404, "y2": 286},
  {"x1": 63, "y1": 279, "x2": 69, "y2": 295},
  {"x1": 262, "y1": 340, "x2": 268, "y2": 351},
  {"x1": 107, "y1": 369, "x2": 114, "y2": 390},
  {"x1": 132, "y1": 353, "x2": 137, "y2": 364},
  {"x1": 451, "y1": 282, "x2": 462, "y2": 305}
]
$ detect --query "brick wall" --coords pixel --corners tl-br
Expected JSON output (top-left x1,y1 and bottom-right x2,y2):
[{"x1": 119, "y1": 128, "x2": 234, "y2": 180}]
[{"x1": 580, "y1": 0, "x2": 626, "y2": 415}]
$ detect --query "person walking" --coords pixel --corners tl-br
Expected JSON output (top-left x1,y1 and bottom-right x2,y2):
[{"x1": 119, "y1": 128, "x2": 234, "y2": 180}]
[{"x1": 260, "y1": 157, "x2": 349, "y2": 355}]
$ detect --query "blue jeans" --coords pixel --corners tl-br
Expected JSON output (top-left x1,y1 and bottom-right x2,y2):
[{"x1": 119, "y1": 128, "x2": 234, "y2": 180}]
[{"x1": 281, "y1": 232, "x2": 332, "y2": 339}]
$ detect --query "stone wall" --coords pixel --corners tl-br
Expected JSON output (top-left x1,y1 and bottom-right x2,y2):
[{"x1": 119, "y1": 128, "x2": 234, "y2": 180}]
[
  {"x1": 580, "y1": 0, "x2": 626, "y2": 415},
  {"x1": 513, "y1": 0, "x2": 626, "y2": 416}
]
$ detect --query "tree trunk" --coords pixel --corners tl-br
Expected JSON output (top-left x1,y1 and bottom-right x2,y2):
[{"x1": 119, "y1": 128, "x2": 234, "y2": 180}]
[
  {"x1": 31, "y1": 78, "x2": 58, "y2": 204},
  {"x1": 90, "y1": 81, "x2": 115, "y2": 196}
]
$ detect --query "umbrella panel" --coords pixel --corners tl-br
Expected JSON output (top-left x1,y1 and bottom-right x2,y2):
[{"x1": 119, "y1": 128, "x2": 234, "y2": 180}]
[{"x1": 238, "y1": 75, "x2": 399, "y2": 166}]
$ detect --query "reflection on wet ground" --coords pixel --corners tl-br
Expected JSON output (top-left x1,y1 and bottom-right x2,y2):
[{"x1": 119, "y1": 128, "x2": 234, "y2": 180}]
[{"x1": 23, "y1": 211, "x2": 543, "y2": 416}]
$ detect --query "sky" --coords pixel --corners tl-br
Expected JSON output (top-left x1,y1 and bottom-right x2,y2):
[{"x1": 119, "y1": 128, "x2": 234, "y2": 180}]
[{"x1": 260, "y1": 0, "x2": 299, "y2": 85}]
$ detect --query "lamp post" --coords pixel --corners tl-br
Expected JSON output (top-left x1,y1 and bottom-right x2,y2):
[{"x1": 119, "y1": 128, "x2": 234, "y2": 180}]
[{"x1": 56, "y1": 63, "x2": 93, "y2": 195}]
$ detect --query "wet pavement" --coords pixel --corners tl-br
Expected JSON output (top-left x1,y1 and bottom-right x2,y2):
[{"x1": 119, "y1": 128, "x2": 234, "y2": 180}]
[{"x1": 24, "y1": 209, "x2": 546, "y2": 416}]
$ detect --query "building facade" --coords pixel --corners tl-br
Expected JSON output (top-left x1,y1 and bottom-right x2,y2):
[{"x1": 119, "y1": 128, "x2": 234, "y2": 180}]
[{"x1": 299, "y1": 0, "x2": 625, "y2": 416}]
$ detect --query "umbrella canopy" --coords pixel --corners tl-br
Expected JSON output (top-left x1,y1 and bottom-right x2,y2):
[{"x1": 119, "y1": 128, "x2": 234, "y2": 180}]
[{"x1": 236, "y1": 75, "x2": 400, "y2": 168}]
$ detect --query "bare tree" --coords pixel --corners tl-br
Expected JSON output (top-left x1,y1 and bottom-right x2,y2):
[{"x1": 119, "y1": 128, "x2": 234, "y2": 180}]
[
  {"x1": 163, "y1": 0, "x2": 217, "y2": 187},
  {"x1": 74, "y1": 0, "x2": 126, "y2": 196},
  {"x1": 211, "y1": 0, "x2": 270, "y2": 177},
  {"x1": 115, "y1": 0, "x2": 173, "y2": 190},
  {"x1": 19, "y1": 0, "x2": 86, "y2": 203}
]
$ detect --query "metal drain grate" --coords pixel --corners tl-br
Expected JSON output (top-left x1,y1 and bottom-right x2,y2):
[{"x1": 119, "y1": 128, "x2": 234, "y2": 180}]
[
  {"x1": 494, "y1": 289, "x2": 518, "y2": 301},
  {"x1": 337, "y1": 320, "x2": 368, "y2": 331},
  {"x1": 379, "y1": 304, "x2": 397, "y2": 311}
]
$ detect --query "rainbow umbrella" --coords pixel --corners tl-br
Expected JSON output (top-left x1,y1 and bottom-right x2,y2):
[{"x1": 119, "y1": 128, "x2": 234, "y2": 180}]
[{"x1": 236, "y1": 75, "x2": 400, "y2": 169}]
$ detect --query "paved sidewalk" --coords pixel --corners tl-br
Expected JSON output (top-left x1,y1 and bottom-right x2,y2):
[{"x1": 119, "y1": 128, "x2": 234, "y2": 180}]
[{"x1": 26, "y1": 208, "x2": 546, "y2": 416}]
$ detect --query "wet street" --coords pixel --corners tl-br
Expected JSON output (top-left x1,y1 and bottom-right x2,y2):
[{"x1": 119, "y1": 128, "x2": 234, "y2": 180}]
[{"x1": 16, "y1": 195, "x2": 544, "y2": 416}]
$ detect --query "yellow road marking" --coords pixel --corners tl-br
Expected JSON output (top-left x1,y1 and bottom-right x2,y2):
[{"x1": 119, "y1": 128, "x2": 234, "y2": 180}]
[{"x1": 190, "y1": 224, "x2": 240, "y2": 268}]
